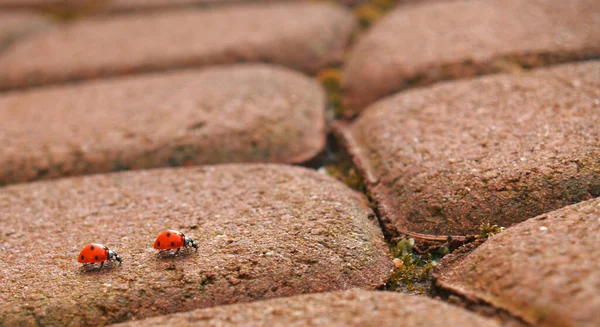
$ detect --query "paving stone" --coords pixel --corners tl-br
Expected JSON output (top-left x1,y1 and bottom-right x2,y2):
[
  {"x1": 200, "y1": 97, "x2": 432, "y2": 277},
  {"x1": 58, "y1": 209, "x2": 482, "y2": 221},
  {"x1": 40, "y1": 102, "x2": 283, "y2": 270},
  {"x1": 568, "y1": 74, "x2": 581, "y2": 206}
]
[
  {"x1": 342, "y1": 0, "x2": 600, "y2": 114},
  {"x1": 0, "y1": 0, "x2": 366, "y2": 13},
  {"x1": 434, "y1": 198, "x2": 600, "y2": 327},
  {"x1": 105, "y1": 0, "x2": 371, "y2": 12},
  {"x1": 0, "y1": 2, "x2": 355, "y2": 90},
  {"x1": 0, "y1": 0, "x2": 285, "y2": 11},
  {"x1": 0, "y1": 0, "x2": 76, "y2": 9},
  {"x1": 104, "y1": 0, "x2": 236, "y2": 12},
  {"x1": 0, "y1": 12, "x2": 51, "y2": 52},
  {"x1": 0, "y1": 164, "x2": 391, "y2": 326},
  {"x1": 110, "y1": 289, "x2": 501, "y2": 326},
  {"x1": 334, "y1": 61, "x2": 600, "y2": 238},
  {"x1": 0, "y1": 0, "x2": 282, "y2": 12},
  {"x1": 0, "y1": 64, "x2": 326, "y2": 186}
]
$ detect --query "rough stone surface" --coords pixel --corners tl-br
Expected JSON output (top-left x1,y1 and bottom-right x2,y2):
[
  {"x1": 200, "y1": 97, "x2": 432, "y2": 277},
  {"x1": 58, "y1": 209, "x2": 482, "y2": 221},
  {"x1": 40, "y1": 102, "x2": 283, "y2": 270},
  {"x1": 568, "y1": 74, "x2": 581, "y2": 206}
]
[
  {"x1": 0, "y1": 0, "x2": 83, "y2": 9},
  {"x1": 434, "y1": 198, "x2": 600, "y2": 327},
  {"x1": 0, "y1": 164, "x2": 391, "y2": 326},
  {"x1": 111, "y1": 290, "x2": 501, "y2": 327},
  {"x1": 105, "y1": 0, "x2": 237, "y2": 11},
  {"x1": 0, "y1": 0, "x2": 291, "y2": 11},
  {"x1": 0, "y1": 0, "x2": 218, "y2": 10},
  {"x1": 334, "y1": 61, "x2": 600, "y2": 238},
  {"x1": 104, "y1": 0, "x2": 370, "y2": 12},
  {"x1": 0, "y1": 12, "x2": 51, "y2": 53},
  {"x1": 0, "y1": 64, "x2": 325, "y2": 185},
  {"x1": 343, "y1": 0, "x2": 600, "y2": 114},
  {"x1": 0, "y1": 2, "x2": 355, "y2": 90}
]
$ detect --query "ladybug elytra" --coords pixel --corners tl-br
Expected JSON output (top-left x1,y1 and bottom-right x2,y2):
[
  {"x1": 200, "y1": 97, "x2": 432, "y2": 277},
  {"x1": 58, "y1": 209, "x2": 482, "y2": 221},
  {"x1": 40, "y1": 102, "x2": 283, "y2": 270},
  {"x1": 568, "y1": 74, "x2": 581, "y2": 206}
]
[
  {"x1": 78, "y1": 243, "x2": 122, "y2": 270},
  {"x1": 154, "y1": 230, "x2": 198, "y2": 255}
]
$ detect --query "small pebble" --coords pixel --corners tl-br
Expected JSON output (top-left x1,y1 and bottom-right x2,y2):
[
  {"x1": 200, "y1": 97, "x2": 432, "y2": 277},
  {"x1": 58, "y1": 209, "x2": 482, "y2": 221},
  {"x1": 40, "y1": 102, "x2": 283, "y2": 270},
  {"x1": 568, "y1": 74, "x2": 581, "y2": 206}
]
[{"x1": 393, "y1": 258, "x2": 404, "y2": 269}]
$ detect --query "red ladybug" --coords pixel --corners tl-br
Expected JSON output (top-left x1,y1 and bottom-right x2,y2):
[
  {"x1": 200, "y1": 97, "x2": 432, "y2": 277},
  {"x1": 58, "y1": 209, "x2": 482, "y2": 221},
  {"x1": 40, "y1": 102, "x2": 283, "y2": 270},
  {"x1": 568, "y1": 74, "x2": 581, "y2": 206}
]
[
  {"x1": 154, "y1": 230, "x2": 198, "y2": 255},
  {"x1": 78, "y1": 243, "x2": 122, "y2": 270}
]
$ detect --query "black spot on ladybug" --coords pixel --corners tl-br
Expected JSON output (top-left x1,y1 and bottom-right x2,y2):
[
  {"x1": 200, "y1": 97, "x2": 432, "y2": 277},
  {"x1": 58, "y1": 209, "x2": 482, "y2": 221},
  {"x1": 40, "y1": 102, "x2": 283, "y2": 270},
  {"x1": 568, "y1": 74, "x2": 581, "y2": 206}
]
[
  {"x1": 90, "y1": 245, "x2": 95, "y2": 250},
  {"x1": 81, "y1": 255, "x2": 84, "y2": 260},
  {"x1": 171, "y1": 242, "x2": 175, "y2": 246},
  {"x1": 166, "y1": 232, "x2": 171, "y2": 237},
  {"x1": 157, "y1": 241, "x2": 161, "y2": 247},
  {"x1": 95, "y1": 256, "x2": 99, "y2": 260}
]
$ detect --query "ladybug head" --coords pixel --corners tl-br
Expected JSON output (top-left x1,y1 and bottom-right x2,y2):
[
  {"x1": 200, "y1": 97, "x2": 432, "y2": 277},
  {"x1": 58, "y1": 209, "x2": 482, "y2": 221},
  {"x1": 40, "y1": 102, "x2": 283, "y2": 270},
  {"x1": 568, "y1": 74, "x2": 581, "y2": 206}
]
[
  {"x1": 184, "y1": 236, "x2": 198, "y2": 251},
  {"x1": 108, "y1": 250, "x2": 123, "y2": 265}
]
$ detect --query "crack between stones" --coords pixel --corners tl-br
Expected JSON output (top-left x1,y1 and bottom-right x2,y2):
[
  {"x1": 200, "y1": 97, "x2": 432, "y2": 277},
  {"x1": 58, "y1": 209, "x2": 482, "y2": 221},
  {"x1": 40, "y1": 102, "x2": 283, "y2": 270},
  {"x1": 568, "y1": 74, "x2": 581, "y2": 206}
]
[{"x1": 431, "y1": 283, "x2": 534, "y2": 327}]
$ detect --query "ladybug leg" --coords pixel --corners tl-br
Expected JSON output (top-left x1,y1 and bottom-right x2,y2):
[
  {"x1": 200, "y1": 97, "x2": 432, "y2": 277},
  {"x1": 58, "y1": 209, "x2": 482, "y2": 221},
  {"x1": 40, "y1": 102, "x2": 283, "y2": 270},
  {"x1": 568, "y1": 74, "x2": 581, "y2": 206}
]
[
  {"x1": 99, "y1": 261, "x2": 104, "y2": 271},
  {"x1": 174, "y1": 248, "x2": 180, "y2": 257}
]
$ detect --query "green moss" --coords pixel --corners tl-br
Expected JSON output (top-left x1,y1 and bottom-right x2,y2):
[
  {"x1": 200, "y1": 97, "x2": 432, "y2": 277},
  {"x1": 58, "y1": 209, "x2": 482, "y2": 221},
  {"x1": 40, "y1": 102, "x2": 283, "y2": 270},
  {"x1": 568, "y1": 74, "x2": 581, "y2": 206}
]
[
  {"x1": 317, "y1": 68, "x2": 345, "y2": 118},
  {"x1": 325, "y1": 159, "x2": 365, "y2": 192},
  {"x1": 353, "y1": 0, "x2": 395, "y2": 30},
  {"x1": 386, "y1": 238, "x2": 440, "y2": 293},
  {"x1": 44, "y1": 0, "x2": 109, "y2": 22},
  {"x1": 477, "y1": 222, "x2": 505, "y2": 239}
]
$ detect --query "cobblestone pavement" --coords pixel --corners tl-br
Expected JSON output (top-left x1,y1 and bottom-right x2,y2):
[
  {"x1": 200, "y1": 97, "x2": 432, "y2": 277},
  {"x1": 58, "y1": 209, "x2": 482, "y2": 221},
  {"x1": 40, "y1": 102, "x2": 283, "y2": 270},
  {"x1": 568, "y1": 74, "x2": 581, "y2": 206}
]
[{"x1": 0, "y1": 0, "x2": 598, "y2": 326}]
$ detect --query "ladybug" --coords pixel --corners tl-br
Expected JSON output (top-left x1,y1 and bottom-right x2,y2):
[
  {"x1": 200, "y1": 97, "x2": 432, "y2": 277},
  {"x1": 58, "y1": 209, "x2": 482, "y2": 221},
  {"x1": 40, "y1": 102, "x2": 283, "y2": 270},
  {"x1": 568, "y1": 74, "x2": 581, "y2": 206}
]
[
  {"x1": 153, "y1": 230, "x2": 198, "y2": 255},
  {"x1": 78, "y1": 243, "x2": 122, "y2": 270}
]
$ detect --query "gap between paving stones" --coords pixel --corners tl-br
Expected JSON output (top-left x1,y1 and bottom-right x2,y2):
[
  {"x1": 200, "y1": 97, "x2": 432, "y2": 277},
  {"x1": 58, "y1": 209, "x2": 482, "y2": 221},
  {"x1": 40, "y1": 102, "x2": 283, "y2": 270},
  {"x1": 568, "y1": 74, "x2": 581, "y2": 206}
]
[
  {"x1": 325, "y1": 62, "x2": 600, "y2": 322},
  {"x1": 322, "y1": 136, "x2": 549, "y2": 326}
]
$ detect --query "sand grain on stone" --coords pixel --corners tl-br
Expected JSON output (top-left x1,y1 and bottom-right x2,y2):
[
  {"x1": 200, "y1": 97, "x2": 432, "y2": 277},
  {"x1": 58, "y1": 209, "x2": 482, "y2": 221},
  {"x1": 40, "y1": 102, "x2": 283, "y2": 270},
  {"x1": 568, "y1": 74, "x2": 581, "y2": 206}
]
[
  {"x1": 343, "y1": 0, "x2": 600, "y2": 114},
  {"x1": 434, "y1": 197, "x2": 600, "y2": 327},
  {"x1": 335, "y1": 61, "x2": 600, "y2": 237},
  {"x1": 0, "y1": 64, "x2": 325, "y2": 185},
  {"x1": 0, "y1": 2, "x2": 355, "y2": 90},
  {"x1": 0, "y1": 164, "x2": 391, "y2": 326},
  {"x1": 110, "y1": 290, "x2": 501, "y2": 327}
]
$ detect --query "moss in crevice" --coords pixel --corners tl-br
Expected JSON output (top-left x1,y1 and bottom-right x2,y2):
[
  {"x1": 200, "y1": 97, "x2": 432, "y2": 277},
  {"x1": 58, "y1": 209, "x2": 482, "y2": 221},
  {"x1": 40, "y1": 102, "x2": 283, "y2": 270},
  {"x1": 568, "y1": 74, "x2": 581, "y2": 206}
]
[
  {"x1": 317, "y1": 67, "x2": 344, "y2": 119},
  {"x1": 386, "y1": 238, "x2": 445, "y2": 294},
  {"x1": 476, "y1": 222, "x2": 505, "y2": 239},
  {"x1": 43, "y1": 0, "x2": 110, "y2": 23},
  {"x1": 353, "y1": 0, "x2": 395, "y2": 30},
  {"x1": 324, "y1": 153, "x2": 365, "y2": 193}
]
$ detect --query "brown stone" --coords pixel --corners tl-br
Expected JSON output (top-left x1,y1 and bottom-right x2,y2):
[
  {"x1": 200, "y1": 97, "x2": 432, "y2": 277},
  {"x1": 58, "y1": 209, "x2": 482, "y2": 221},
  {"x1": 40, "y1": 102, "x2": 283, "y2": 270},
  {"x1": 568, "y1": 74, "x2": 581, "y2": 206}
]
[
  {"x1": 0, "y1": 64, "x2": 325, "y2": 185},
  {"x1": 0, "y1": 12, "x2": 51, "y2": 53},
  {"x1": 342, "y1": 0, "x2": 600, "y2": 115},
  {"x1": 104, "y1": 0, "x2": 366, "y2": 12},
  {"x1": 334, "y1": 61, "x2": 600, "y2": 238},
  {"x1": 0, "y1": 0, "x2": 208, "y2": 11},
  {"x1": 110, "y1": 289, "x2": 501, "y2": 326},
  {"x1": 0, "y1": 2, "x2": 355, "y2": 90},
  {"x1": 0, "y1": 164, "x2": 391, "y2": 326},
  {"x1": 0, "y1": 0, "x2": 83, "y2": 9},
  {"x1": 105, "y1": 0, "x2": 235, "y2": 12},
  {"x1": 0, "y1": 0, "x2": 283, "y2": 11},
  {"x1": 433, "y1": 198, "x2": 600, "y2": 327}
]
